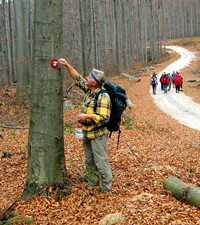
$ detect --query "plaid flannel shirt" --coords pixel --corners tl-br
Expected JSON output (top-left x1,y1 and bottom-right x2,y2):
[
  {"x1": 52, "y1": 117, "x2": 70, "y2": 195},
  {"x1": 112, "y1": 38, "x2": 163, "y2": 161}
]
[{"x1": 76, "y1": 75, "x2": 111, "y2": 139}]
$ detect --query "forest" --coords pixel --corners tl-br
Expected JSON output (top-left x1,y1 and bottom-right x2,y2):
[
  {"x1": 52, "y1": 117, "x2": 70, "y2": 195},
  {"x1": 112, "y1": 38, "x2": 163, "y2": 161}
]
[{"x1": 0, "y1": 0, "x2": 200, "y2": 224}]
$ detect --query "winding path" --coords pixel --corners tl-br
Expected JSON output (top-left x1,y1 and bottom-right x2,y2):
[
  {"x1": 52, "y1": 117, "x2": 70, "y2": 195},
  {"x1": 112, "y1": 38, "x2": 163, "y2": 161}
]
[{"x1": 150, "y1": 46, "x2": 200, "y2": 132}]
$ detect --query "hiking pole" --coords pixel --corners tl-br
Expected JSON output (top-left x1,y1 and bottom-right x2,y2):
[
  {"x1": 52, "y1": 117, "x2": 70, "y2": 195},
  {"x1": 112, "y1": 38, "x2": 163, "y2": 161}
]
[{"x1": 116, "y1": 130, "x2": 121, "y2": 150}]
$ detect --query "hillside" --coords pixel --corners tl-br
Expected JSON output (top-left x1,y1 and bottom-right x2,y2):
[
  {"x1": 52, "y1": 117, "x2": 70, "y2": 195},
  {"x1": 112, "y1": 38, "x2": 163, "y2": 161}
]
[{"x1": 0, "y1": 37, "x2": 200, "y2": 224}]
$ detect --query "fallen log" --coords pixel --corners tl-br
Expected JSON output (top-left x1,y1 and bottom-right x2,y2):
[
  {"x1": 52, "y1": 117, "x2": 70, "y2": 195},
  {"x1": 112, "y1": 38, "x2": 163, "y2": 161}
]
[
  {"x1": 163, "y1": 176, "x2": 200, "y2": 209},
  {"x1": 120, "y1": 73, "x2": 140, "y2": 82},
  {"x1": 187, "y1": 79, "x2": 200, "y2": 82},
  {"x1": 0, "y1": 125, "x2": 28, "y2": 129},
  {"x1": 163, "y1": 176, "x2": 188, "y2": 200},
  {"x1": 186, "y1": 186, "x2": 200, "y2": 208}
]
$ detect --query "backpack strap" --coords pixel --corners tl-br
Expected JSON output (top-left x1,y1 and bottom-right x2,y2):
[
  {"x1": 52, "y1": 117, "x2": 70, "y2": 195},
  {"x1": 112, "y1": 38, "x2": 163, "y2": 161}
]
[
  {"x1": 93, "y1": 89, "x2": 107, "y2": 112},
  {"x1": 94, "y1": 87, "x2": 121, "y2": 150}
]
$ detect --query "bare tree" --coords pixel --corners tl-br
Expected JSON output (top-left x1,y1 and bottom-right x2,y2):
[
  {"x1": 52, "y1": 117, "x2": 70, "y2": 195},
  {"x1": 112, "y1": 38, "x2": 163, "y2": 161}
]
[
  {"x1": 1, "y1": 0, "x2": 200, "y2": 88},
  {"x1": 112, "y1": 0, "x2": 120, "y2": 75},
  {"x1": 13, "y1": 0, "x2": 32, "y2": 102}
]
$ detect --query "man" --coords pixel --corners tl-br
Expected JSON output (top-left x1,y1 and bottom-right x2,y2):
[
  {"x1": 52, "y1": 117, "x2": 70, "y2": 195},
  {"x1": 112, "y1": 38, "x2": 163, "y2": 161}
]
[
  {"x1": 173, "y1": 71, "x2": 182, "y2": 93},
  {"x1": 150, "y1": 71, "x2": 158, "y2": 95},
  {"x1": 160, "y1": 73, "x2": 170, "y2": 93},
  {"x1": 58, "y1": 58, "x2": 112, "y2": 193}
]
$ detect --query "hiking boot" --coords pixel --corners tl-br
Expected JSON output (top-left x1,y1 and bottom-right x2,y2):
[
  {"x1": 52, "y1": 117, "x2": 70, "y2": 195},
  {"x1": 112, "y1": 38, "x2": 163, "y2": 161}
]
[
  {"x1": 85, "y1": 180, "x2": 99, "y2": 190},
  {"x1": 86, "y1": 184, "x2": 98, "y2": 190},
  {"x1": 100, "y1": 187, "x2": 111, "y2": 194}
]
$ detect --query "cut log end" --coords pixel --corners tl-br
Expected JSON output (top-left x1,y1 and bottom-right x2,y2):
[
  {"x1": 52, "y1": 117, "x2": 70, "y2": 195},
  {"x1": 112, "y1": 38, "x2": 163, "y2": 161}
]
[{"x1": 163, "y1": 176, "x2": 200, "y2": 209}]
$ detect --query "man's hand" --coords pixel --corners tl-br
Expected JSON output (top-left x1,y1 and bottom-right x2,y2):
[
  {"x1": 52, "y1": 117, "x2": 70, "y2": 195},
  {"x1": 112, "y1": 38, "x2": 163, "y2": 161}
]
[
  {"x1": 78, "y1": 113, "x2": 93, "y2": 122},
  {"x1": 58, "y1": 58, "x2": 79, "y2": 80},
  {"x1": 58, "y1": 58, "x2": 68, "y2": 67}
]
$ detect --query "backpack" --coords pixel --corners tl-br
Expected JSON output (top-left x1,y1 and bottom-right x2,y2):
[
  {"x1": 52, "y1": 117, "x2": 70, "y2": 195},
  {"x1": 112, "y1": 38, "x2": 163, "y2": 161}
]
[
  {"x1": 94, "y1": 82, "x2": 127, "y2": 148},
  {"x1": 162, "y1": 77, "x2": 169, "y2": 85},
  {"x1": 173, "y1": 75, "x2": 182, "y2": 85},
  {"x1": 151, "y1": 77, "x2": 157, "y2": 85}
]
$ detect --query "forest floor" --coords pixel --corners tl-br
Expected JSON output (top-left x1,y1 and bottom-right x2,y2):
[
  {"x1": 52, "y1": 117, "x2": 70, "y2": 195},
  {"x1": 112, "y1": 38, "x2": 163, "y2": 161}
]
[{"x1": 0, "y1": 37, "x2": 200, "y2": 225}]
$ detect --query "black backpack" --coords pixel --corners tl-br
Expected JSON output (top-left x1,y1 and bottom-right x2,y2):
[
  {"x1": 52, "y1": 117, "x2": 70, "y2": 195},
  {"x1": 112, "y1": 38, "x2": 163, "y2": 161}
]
[
  {"x1": 151, "y1": 76, "x2": 157, "y2": 85},
  {"x1": 94, "y1": 82, "x2": 127, "y2": 148}
]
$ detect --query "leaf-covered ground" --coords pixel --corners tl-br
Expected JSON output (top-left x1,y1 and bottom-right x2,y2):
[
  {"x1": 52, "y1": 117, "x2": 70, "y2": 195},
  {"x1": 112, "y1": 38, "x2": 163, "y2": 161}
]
[{"x1": 0, "y1": 37, "x2": 200, "y2": 224}]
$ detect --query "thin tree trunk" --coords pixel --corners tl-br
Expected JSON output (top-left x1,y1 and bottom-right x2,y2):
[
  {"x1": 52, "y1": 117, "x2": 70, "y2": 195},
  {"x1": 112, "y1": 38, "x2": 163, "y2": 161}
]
[
  {"x1": 112, "y1": 0, "x2": 120, "y2": 75},
  {"x1": 13, "y1": 0, "x2": 31, "y2": 103}
]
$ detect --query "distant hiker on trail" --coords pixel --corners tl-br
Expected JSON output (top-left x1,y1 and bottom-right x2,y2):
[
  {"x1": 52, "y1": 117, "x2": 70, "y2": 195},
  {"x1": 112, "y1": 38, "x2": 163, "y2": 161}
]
[
  {"x1": 150, "y1": 71, "x2": 158, "y2": 95},
  {"x1": 168, "y1": 73, "x2": 173, "y2": 91},
  {"x1": 159, "y1": 72, "x2": 164, "y2": 90},
  {"x1": 160, "y1": 72, "x2": 170, "y2": 93},
  {"x1": 173, "y1": 71, "x2": 182, "y2": 93},
  {"x1": 171, "y1": 71, "x2": 176, "y2": 88},
  {"x1": 58, "y1": 58, "x2": 112, "y2": 194}
]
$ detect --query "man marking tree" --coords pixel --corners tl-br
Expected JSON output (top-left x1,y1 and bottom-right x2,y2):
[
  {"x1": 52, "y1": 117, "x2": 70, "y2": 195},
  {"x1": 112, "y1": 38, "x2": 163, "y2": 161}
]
[{"x1": 58, "y1": 58, "x2": 112, "y2": 193}]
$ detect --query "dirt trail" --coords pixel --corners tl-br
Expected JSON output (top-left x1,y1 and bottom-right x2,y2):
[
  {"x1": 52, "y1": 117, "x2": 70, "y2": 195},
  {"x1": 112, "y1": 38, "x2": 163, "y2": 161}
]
[{"x1": 151, "y1": 46, "x2": 200, "y2": 132}]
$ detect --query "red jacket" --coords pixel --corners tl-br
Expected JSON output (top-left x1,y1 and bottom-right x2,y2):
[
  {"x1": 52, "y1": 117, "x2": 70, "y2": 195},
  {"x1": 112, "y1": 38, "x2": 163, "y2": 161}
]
[
  {"x1": 161, "y1": 77, "x2": 169, "y2": 85},
  {"x1": 173, "y1": 75, "x2": 182, "y2": 85}
]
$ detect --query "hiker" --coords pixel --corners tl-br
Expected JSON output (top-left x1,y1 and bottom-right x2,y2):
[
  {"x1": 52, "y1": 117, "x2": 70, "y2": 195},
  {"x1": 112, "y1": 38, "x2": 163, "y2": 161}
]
[
  {"x1": 168, "y1": 73, "x2": 173, "y2": 91},
  {"x1": 171, "y1": 71, "x2": 176, "y2": 88},
  {"x1": 58, "y1": 58, "x2": 112, "y2": 193},
  {"x1": 159, "y1": 72, "x2": 166, "y2": 90},
  {"x1": 173, "y1": 71, "x2": 182, "y2": 93},
  {"x1": 160, "y1": 73, "x2": 169, "y2": 93},
  {"x1": 150, "y1": 71, "x2": 158, "y2": 94}
]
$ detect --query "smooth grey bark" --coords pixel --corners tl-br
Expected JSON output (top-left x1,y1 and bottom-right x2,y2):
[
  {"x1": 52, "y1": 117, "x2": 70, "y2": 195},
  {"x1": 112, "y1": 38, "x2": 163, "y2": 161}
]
[
  {"x1": 135, "y1": 0, "x2": 141, "y2": 63},
  {"x1": 13, "y1": 0, "x2": 32, "y2": 102},
  {"x1": 62, "y1": 0, "x2": 82, "y2": 73},
  {"x1": 91, "y1": 0, "x2": 98, "y2": 69},
  {"x1": 137, "y1": 0, "x2": 148, "y2": 65},
  {"x1": 0, "y1": 1, "x2": 7, "y2": 87},
  {"x1": 112, "y1": 0, "x2": 120, "y2": 75},
  {"x1": 101, "y1": 0, "x2": 109, "y2": 73},
  {"x1": 8, "y1": 1, "x2": 17, "y2": 84},
  {"x1": 0, "y1": 1, "x2": 15, "y2": 87},
  {"x1": 21, "y1": 0, "x2": 68, "y2": 200},
  {"x1": 141, "y1": 0, "x2": 147, "y2": 66},
  {"x1": 79, "y1": 0, "x2": 91, "y2": 75},
  {"x1": 121, "y1": 2, "x2": 128, "y2": 68},
  {"x1": 4, "y1": 1, "x2": 13, "y2": 84},
  {"x1": 158, "y1": 0, "x2": 165, "y2": 58},
  {"x1": 128, "y1": 5, "x2": 135, "y2": 66},
  {"x1": 148, "y1": 0, "x2": 155, "y2": 64}
]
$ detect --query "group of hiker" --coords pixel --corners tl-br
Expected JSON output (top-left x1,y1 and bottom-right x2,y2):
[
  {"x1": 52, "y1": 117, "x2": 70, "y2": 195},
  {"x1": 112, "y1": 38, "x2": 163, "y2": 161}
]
[{"x1": 150, "y1": 70, "x2": 183, "y2": 94}]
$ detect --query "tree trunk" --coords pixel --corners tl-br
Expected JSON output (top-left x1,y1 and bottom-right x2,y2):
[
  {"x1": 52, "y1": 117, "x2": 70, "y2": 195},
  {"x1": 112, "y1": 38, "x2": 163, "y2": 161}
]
[
  {"x1": 163, "y1": 176, "x2": 200, "y2": 209},
  {"x1": 79, "y1": 0, "x2": 91, "y2": 75},
  {"x1": 21, "y1": 0, "x2": 69, "y2": 200},
  {"x1": 13, "y1": 0, "x2": 31, "y2": 102},
  {"x1": 102, "y1": 0, "x2": 109, "y2": 73},
  {"x1": 0, "y1": 0, "x2": 8, "y2": 87},
  {"x1": 112, "y1": 0, "x2": 120, "y2": 75}
]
